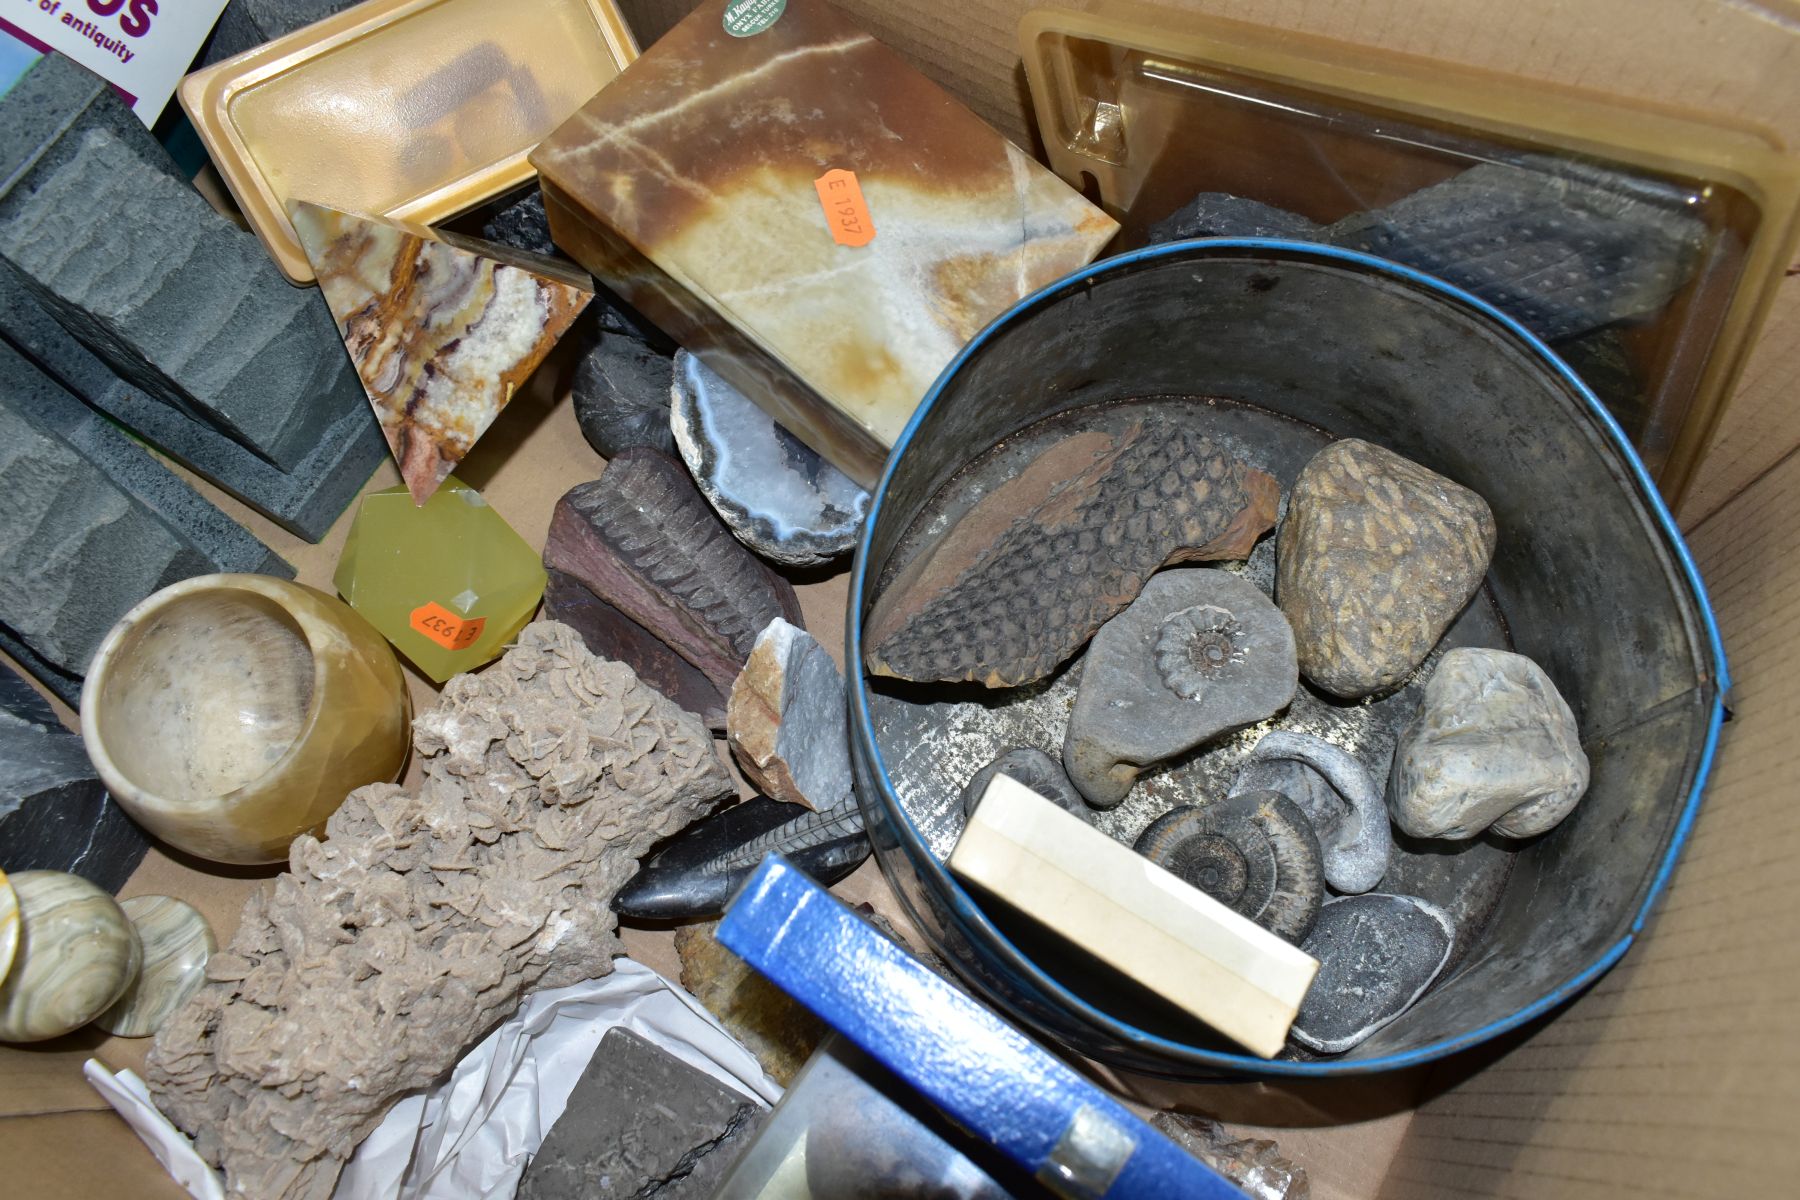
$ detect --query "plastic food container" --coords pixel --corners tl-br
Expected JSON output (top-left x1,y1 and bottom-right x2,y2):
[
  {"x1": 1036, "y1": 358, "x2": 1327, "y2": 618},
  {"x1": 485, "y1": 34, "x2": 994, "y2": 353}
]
[{"x1": 847, "y1": 240, "x2": 1727, "y2": 1078}]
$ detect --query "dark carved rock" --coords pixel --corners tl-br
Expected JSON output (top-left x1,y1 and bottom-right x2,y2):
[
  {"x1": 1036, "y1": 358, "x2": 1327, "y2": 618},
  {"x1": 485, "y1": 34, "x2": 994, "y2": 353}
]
[
  {"x1": 1277, "y1": 439, "x2": 1495, "y2": 698},
  {"x1": 518, "y1": 1028, "x2": 763, "y2": 1200},
  {"x1": 0, "y1": 663, "x2": 148, "y2": 893},
  {"x1": 614, "y1": 797, "x2": 868, "y2": 920},
  {"x1": 961, "y1": 747, "x2": 1090, "y2": 822},
  {"x1": 1134, "y1": 792, "x2": 1324, "y2": 944},
  {"x1": 544, "y1": 449, "x2": 804, "y2": 695},
  {"x1": 1291, "y1": 892, "x2": 1454, "y2": 1054},
  {"x1": 866, "y1": 418, "x2": 1280, "y2": 688},
  {"x1": 1148, "y1": 193, "x2": 1325, "y2": 244},
  {"x1": 572, "y1": 334, "x2": 676, "y2": 460},
  {"x1": 543, "y1": 568, "x2": 727, "y2": 730},
  {"x1": 1063, "y1": 569, "x2": 1297, "y2": 808}
]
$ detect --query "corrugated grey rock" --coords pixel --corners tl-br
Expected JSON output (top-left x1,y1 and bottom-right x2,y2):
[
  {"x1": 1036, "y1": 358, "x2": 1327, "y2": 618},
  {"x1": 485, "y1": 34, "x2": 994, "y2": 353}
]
[
  {"x1": 2, "y1": 276, "x2": 385, "y2": 542},
  {"x1": 0, "y1": 54, "x2": 366, "y2": 472},
  {"x1": 0, "y1": 341, "x2": 290, "y2": 687},
  {"x1": 518, "y1": 1027, "x2": 763, "y2": 1200},
  {"x1": 1064, "y1": 569, "x2": 1297, "y2": 809},
  {"x1": 1148, "y1": 193, "x2": 1325, "y2": 244},
  {"x1": 1327, "y1": 159, "x2": 1707, "y2": 342},
  {"x1": 1236, "y1": 731, "x2": 1391, "y2": 894},
  {"x1": 202, "y1": 0, "x2": 364, "y2": 64},
  {"x1": 728, "y1": 619, "x2": 853, "y2": 811},
  {"x1": 671, "y1": 351, "x2": 869, "y2": 566},
  {"x1": 1291, "y1": 893, "x2": 1454, "y2": 1054},
  {"x1": 572, "y1": 333, "x2": 676, "y2": 459},
  {"x1": 0, "y1": 663, "x2": 148, "y2": 894},
  {"x1": 1277, "y1": 439, "x2": 1495, "y2": 698},
  {"x1": 961, "y1": 747, "x2": 1090, "y2": 822},
  {"x1": 1388, "y1": 647, "x2": 1589, "y2": 840}
]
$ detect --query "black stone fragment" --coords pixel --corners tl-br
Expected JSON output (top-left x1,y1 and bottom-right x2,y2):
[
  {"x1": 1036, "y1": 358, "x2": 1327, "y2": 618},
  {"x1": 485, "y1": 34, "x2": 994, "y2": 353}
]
[
  {"x1": 517, "y1": 1027, "x2": 764, "y2": 1200},
  {"x1": 1147, "y1": 193, "x2": 1325, "y2": 244},
  {"x1": 0, "y1": 662, "x2": 148, "y2": 893},
  {"x1": 1291, "y1": 892, "x2": 1454, "y2": 1054},
  {"x1": 572, "y1": 334, "x2": 677, "y2": 460}
]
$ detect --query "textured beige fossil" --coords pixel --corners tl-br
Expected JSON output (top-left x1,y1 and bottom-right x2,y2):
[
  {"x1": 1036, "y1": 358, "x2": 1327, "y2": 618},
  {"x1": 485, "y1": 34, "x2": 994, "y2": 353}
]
[{"x1": 144, "y1": 621, "x2": 733, "y2": 1200}]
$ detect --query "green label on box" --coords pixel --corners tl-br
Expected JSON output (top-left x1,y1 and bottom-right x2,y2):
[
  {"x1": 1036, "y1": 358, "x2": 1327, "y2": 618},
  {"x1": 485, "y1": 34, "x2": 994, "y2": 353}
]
[{"x1": 723, "y1": 0, "x2": 785, "y2": 37}]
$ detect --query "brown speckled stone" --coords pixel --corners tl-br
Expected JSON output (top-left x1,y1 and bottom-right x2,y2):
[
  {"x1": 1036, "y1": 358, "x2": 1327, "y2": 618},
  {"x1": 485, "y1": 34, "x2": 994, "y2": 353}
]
[{"x1": 1277, "y1": 440, "x2": 1494, "y2": 698}]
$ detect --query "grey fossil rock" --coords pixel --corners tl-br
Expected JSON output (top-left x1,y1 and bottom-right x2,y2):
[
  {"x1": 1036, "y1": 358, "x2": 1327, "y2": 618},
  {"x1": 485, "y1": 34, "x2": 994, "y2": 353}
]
[
  {"x1": 866, "y1": 417, "x2": 1280, "y2": 689},
  {"x1": 1291, "y1": 892, "x2": 1454, "y2": 1054},
  {"x1": 572, "y1": 333, "x2": 676, "y2": 459},
  {"x1": 1235, "y1": 731, "x2": 1391, "y2": 894},
  {"x1": 961, "y1": 747, "x2": 1090, "y2": 822},
  {"x1": 518, "y1": 1027, "x2": 764, "y2": 1200},
  {"x1": 1277, "y1": 439, "x2": 1495, "y2": 698},
  {"x1": 671, "y1": 351, "x2": 869, "y2": 566},
  {"x1": 146, "y1": 622, "x2": 734, "y2": 1200},
  {"x1": 543, "y1": 449, "x2": 804, "y2": 696},
  {"x1": 1063, "y1": 569, "x2": 1297, "y2": 809},
  {"x1": 727, "y1": 619, "x2": 853, "y2": 811},
  {"x1": 1134, "y1": 792, "x2": 1324, "y2": 944},
  {"x1": 1388, "y1": 646, "x2": 1589, "y2": 840}
]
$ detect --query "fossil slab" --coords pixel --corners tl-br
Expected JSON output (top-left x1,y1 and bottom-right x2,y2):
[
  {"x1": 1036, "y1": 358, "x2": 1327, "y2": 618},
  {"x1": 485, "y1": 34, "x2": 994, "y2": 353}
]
[
  {"x1": 728, "y1": 619, "x2": 853, "y2": 811},
  {"x1": 867, "y1": 419, "x2": 1280, "y2": 688},
  {"x1": 1133, "y1": 792, "x2": 1324, "y2": 944},
  {"x1": 146, "y1": 622, "x2": 734, "y2": 1200},
  {"x1": 292, "y1": 201, "x2": 593, "y2": 505},
  {"x1": 1277, "y1": 439, "x2": 1495, "y2": 698},
  {"x1": 1236, "y1": 730, "x2": 1391, "y2": 894},
  {"x1": 573, "y1": 333, "x2": 676, "y2": 460},
  {"x1": 1064, "y1": 569, "x2": 1297, "y2": 808},
  {"x1": 1291, "y1": 892, "x2": 1454, "y2": 1054},
  {"x1": 1388, "y1": 647, "x2": 1589, "y2": 840},
  {"x1": 544, "y1": 448, "x2": 804, "y2": 695},
  {"x1": 614, "y1": 797, "x2": 868, "y2": 920},
  {"x1": 961, "y1": 747, "x2": 1090, "y2": 822},
  {"x1": 518, "y1": 1027, "x2": 763, "y2": 1200},
  {"x1": 671, "y1": 351, "x2": 869, "y2": 566},
  {"x1": 544, "y1": 568, "x2": 727, "y2": 730}
]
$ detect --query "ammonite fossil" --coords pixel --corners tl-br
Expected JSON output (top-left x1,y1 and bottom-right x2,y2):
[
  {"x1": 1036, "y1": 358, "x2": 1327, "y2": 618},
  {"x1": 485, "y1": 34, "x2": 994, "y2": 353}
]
[
  {"x1": 961, "y1": 747, "x2": 1091, "y2": 822},
  {"x1": 1133, "y1": 791, "x2": 1325, "y2": 944},
  {"x1": 1235, "y1": 730, "x2": 1392, "y2": 894}
]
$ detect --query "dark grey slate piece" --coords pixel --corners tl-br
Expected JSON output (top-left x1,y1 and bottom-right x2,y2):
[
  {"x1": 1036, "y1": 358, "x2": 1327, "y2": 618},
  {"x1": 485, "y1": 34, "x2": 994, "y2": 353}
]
[
  {"x1": 478, "y1": 187, "x2": 565, "y2": 263},
  {"x1": 1, "y1": 275, "x2": 385, "y2": 541},
  {"x1": 670, "y1": 351, "x2": 869, "y2": 566},
  {"x1": 201, "y1": 0, "x2": 365, "y2": 64},
  {"x1": 0, "y1": 54, "x2": 367, "y2": 472},
  {"x1": 0, "y1": 339, "x2": 290, "y2": 692},
  {"x1": 572, "y1": 333, "x2": 676, "y2": 459},
  {"x1": 518, "y1": 1027, "x2": 763, "y2": 1200},
  {"x1": 1291, "y1": 892, "x2": 1455, "y2": 1054},
  {"x1": 1325, "y1": 160, "x2": 1708, "y2": 341},
  {"x1": 0, "y1": 663, "x2": 149, "y2": 894},
  {"x1": 1147, "y1": 193, "x2": 1325, "y2": 244}
]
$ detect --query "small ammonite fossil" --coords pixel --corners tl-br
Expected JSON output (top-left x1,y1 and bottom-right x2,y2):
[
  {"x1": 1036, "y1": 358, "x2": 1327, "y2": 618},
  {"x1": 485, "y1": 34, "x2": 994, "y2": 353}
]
[
  {"x1": 1154, "y1": 604, "x2": 1249, "y2": 699},
  {"x1": 1133, "y1": 791, "x2": 1325, "y2": 944},
  {"x1": 962, "y1": 747, "x2": 1091, "y2": 822}
]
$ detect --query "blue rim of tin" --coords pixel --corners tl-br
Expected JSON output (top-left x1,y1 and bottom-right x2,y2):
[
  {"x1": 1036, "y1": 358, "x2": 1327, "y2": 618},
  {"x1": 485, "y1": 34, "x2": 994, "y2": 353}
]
[{"x1": 846, "y1": 238, "x2": 1731, "y2": 1077}]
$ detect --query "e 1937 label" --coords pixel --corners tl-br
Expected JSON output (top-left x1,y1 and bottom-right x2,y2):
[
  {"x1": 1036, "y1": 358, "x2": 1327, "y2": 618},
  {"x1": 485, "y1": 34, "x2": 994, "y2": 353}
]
[
  {"x1": 813, "y1": 168, "x2": 875, "y2": 248},
  {"x1": 409, "y1": 602, "x2": 485, "y2": 652}
]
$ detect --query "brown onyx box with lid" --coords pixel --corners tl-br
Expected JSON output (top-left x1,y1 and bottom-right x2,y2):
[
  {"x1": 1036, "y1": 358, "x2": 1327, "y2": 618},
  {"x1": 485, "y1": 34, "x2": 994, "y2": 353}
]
[{"x1": 529, "y1": 0, "x2": 1118, "y2": 489}]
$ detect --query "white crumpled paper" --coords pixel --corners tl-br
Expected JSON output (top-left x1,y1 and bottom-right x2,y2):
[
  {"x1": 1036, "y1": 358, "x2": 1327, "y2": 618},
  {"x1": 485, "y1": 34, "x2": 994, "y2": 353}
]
[{"x1": 88, "y1": 958, "x2": 783, "y2": 1200}]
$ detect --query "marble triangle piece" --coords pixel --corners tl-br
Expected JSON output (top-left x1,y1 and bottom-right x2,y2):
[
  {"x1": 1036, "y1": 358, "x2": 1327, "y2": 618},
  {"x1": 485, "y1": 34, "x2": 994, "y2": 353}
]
[{"x1": 290, "y1": 200, "x2": 593, "y2": 505}]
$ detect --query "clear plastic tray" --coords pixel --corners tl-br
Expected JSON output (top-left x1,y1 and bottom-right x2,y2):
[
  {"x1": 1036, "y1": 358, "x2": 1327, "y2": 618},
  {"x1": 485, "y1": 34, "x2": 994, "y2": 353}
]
[{"x1": 1019, "y1": 5, "x2": 1800, "y2": 502}]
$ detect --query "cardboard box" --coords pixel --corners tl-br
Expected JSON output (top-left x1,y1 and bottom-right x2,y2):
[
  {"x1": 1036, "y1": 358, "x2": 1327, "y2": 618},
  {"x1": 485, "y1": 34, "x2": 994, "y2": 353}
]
[{"x1": 5, "y1": 1, "x2": 1800, "y2": 1196}]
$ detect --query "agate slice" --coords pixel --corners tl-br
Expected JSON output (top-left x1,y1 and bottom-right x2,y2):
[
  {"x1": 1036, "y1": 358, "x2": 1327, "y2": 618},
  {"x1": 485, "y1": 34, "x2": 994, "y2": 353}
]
[
  {"x1": 866, "y1": 419, "x2": 1279, "y2": 688},
  {"x1": 291, "y1": 200, "x2": 593, "y2": 504},
  {"x1": 97, "y1": 895, "x2": 215, "y2": 1039},
  {"x1": 0, "y1": 870, "x2": 141, "y2": 1043}
]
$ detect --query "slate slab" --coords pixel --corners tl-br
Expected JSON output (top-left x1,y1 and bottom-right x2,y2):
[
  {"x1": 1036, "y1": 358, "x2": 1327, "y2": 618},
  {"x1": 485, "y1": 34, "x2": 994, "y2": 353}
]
[
  {"x1": 518, "y1": 1027, "x2": 763, "y2": 1200},
  {"x1": 0, "y1": 54, "x2": 367, "y2": 472}
]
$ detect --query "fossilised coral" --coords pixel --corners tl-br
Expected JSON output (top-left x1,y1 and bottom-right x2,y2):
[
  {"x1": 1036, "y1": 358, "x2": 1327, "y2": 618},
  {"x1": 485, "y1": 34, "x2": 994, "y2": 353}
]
[{"x1": 144, "y1": 621, "x2": 734, "y2": 1200}]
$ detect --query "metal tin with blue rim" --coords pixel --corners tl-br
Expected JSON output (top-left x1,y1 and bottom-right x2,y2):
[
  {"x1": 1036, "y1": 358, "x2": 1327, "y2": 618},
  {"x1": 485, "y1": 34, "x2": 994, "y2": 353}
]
[{"x1": 847, "y1": 240, "x2": 1727, "y2": 1078}]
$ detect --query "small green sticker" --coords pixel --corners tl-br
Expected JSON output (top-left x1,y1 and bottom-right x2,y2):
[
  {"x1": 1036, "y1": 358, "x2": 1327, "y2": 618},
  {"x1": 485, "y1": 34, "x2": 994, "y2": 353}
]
[{"x1": 723, "y1": 0, "x2": 786, "y2": 37}]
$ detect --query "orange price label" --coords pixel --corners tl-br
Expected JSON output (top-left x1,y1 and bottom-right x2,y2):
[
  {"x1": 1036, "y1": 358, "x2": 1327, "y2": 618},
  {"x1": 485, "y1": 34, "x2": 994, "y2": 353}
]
[
  {"x1": 813, "y1": 168, "x2": 875, "y2": 247},
  {"x1": 409, "y1": 602, "x2": 486, "y2": 652}
]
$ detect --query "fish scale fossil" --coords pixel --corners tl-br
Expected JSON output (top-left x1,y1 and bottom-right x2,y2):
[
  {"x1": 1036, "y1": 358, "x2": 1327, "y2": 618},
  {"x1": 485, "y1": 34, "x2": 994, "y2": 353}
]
[
  {"x1": 544, "y1": 448, "x2": 804, "y2": 696},
  {"x1": 865, "y1": 417, "x2": 1280, "y2": 688}
]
